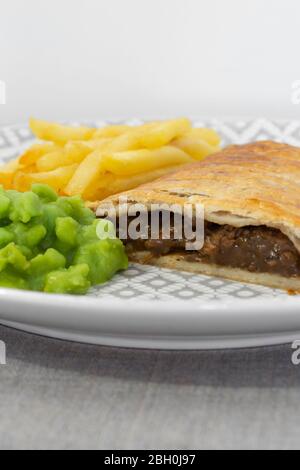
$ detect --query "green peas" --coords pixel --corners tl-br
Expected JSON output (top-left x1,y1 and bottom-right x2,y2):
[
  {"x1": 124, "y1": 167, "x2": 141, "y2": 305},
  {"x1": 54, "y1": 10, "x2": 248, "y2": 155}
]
[
  {"x1": 0, "y1": 184, "x2": 128, "y2": 294},
  {"x1": 44, "y1": 264, "x2": 91, "y2": 295}
]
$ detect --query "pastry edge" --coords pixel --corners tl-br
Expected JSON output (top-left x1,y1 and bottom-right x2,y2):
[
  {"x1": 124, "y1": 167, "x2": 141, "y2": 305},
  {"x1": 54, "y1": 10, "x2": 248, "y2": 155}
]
[{"x1": 129, "y1": 251, "x2": 300, "y2": 292}]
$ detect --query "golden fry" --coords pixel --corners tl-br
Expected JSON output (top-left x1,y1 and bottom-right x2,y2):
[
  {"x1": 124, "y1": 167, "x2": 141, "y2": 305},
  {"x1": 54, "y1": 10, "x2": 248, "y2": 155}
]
[
  {"x1": 102, "y1": 146, "x2": 192, "y2": 176},
  {"x1": 64, "y1": 150, "x2": 105, "y2": 196},
  {"x1": 135, "y1": 118, "x2": 192, "y2": 149},
  {"x1": 172, "y1": 137, "x2": 218, "y2": 160},
  {"x1": 13, "y1": 164, "x2": 78, "y2": 194},
  {"x1": 0, "y1": 171, "x2": 15, "y2": 189},
  {"x1": 86, "y1": 138, "x2": 114, "y2": 151},
  {"x1": 30, "y1": 118, "x2": 95, "y2": 144},
  {"x1": 0, "y1": 159, "x2": 22, "y2": 189},
  {"x1": 104, "y1": 119, "x2": 192, "y2": 152},
  {"x1": 19, "y1": 143, "x2": 60, "y2": 166},
  {"x1": 105, "y1": 132, "x2": 142, "y2": 152},
  {"x1": 93, "y1": 125, "x2": 132, "y2": 139},
  {"x1": 36, "y1": 142, "x2": 93, "y2": 172},
  {"x1": 187, "y1": 128, "x2": 221, "y2": 147}
]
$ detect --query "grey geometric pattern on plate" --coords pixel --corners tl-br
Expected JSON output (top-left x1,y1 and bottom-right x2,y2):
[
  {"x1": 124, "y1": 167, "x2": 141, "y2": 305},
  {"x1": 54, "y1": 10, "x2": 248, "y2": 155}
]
[{"x1": 1, "y1": 118, "x2": 299, "y2": 302}]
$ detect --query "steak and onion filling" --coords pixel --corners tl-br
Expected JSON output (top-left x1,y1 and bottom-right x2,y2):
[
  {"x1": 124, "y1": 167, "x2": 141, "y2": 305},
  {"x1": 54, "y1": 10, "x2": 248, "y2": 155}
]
[{"x1": 122, "y1": 217, "x2": 300, "y2": 278}]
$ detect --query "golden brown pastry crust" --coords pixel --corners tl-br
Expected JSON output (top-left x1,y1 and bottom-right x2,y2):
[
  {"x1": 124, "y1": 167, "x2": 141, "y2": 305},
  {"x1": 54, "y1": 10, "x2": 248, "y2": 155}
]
[{"x1": 94, "y1": 141, "x2": 300, "y2": 289}]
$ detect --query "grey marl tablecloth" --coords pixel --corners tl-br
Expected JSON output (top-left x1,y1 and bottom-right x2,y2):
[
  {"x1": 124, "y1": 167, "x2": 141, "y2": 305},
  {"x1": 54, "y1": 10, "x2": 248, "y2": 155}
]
[{"x1": 0, "y1": 324, "x2": 299, "y2": 450}]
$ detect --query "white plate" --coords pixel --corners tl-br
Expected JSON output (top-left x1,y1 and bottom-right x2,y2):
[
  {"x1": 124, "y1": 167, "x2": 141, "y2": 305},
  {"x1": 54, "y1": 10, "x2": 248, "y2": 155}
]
[{"x1": 1, "y1": 118, "x2": 300, "y2": 350}]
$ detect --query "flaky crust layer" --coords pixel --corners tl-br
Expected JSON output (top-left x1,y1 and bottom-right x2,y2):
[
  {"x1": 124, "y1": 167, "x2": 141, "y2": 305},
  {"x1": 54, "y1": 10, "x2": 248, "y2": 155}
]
[{"x1": 95, "y1": 141, "x2": 300, "y2": 252}]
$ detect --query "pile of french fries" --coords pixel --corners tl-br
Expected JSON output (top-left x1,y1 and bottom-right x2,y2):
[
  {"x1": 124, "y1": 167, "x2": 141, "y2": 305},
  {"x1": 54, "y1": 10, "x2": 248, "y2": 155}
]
[{"x1": 0, "y1": 118, "x2": 221, "y2": 201}]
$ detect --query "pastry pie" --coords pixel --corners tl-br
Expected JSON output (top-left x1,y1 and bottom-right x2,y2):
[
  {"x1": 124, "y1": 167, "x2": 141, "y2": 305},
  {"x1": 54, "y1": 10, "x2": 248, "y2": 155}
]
[{"x1": 94, "y1": 141, "x2": 300, "y2": 290}]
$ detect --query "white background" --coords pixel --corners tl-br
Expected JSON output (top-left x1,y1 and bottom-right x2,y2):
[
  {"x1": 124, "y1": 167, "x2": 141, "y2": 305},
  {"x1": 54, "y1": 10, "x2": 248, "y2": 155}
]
[{"x1": 0, "y1": 0, "x2": 300, "y2": 125}]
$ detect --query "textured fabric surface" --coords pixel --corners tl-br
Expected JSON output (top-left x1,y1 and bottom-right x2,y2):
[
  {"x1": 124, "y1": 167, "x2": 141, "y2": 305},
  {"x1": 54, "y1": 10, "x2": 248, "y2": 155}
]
[{"x1": 0, "y1": 325, "x2": 299, "y2": 450}]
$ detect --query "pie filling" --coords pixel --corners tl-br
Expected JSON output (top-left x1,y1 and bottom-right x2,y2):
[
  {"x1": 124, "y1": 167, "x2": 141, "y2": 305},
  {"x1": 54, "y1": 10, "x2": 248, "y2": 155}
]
[{"x1": 123, "y1": 219, "x2": 300, "y2": 278}]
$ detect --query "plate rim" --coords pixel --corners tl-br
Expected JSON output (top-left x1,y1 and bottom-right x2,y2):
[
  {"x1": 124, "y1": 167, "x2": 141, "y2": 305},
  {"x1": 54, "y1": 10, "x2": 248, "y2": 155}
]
[{"x1": 0, "y1": 285, "x2": 300, "y2": 312}]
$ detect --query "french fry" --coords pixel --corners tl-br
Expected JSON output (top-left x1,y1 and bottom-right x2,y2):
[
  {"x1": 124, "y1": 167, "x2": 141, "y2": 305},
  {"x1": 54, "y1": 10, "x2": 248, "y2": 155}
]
[
  {"x1": 0, "y1": 171, "x2": 17, "y2": 190},
  {"x1": 187, "y1": 128, "x2": 221, "y2": 147},
  {"x1": 86, "y1": 138, "x2": 114, "y2": 151},
  {"x1": 36, "y1": 150, "x2": 69, "y2": 172},
  {"x1": 30, "y1": 118, "x2": 95, "y2": 144},
  {"x1": 64, "y1": 150, "x2": 105, "y2": 196},
  {"x1": 19, "y1": 143, "x2": 60, "y2": 166},
  {"x1": 13, "y1": 164, "x2": 78, "y2": 193},
  {"x1": 105, "y1": 132, "x2": 142, "y2": 152},
  {"x1": 0, "y1": 172, "x2": 14, "y2": 189},
  {"x1": 104, "y1": 119, "x2": 192, "y2": 152},
  {"x1": 36, "y1": 142, "x2": 93, "y2": 172},
  {"x1": 93, "y1": 125, "x2": 132, "y2": 139},
  {"x1": 21, "y1": 164, "x2": 37, "y2": 174},
  {"x1": 102, "y1": 146, "x2": 192, "y2": 176},
  {"x1": 0, "y1": 159, "x2": 22, "y2": 189},
  {"x1": 135, "y1": 118, "x2": 192, "y2": 149},
  {"x1": 172, "y1": 137, "x2": 218, "y2": 160}
]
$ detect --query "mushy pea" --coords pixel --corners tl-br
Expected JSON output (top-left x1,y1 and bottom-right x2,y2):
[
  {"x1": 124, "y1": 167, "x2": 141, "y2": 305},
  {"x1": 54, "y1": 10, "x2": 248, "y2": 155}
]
[{"x1": 0, "y1": 184, "x2": 128, "y2": 294}]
